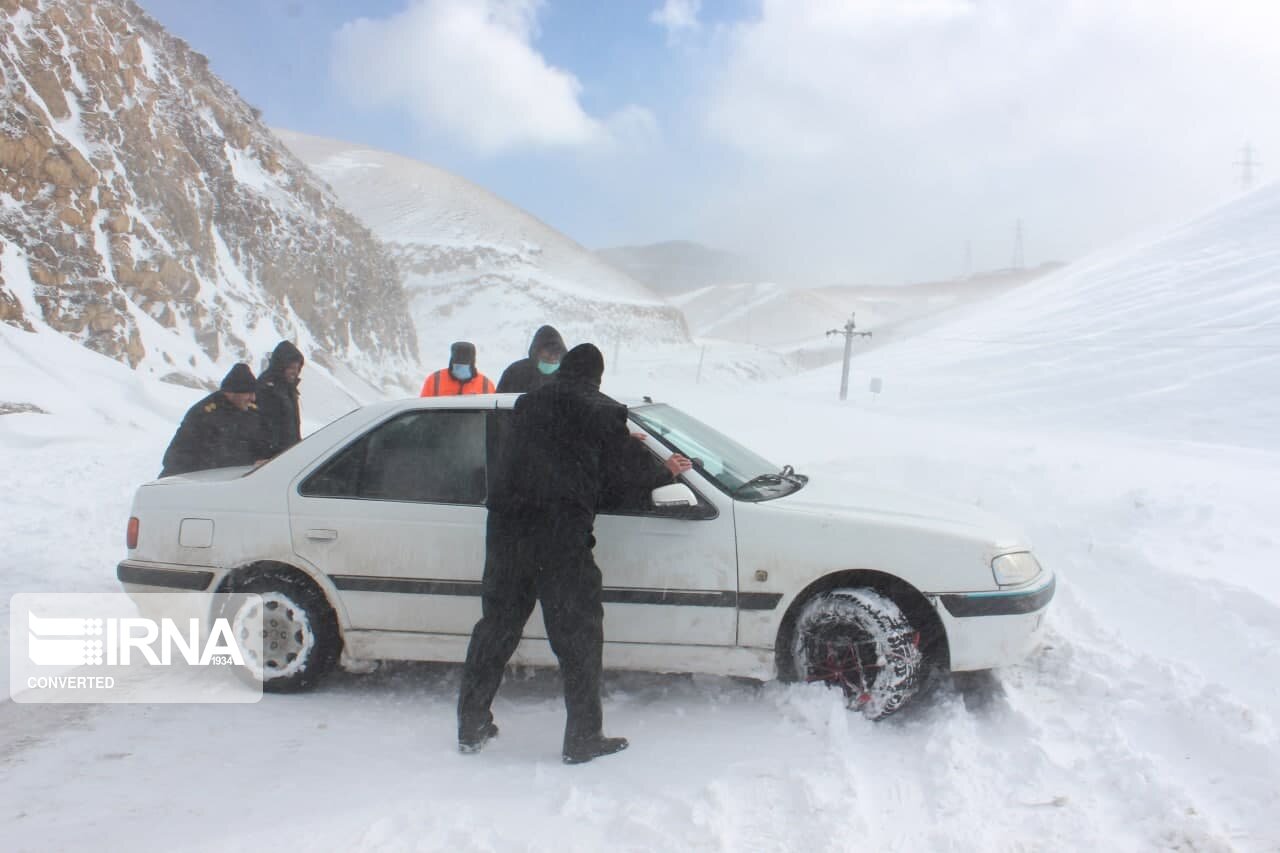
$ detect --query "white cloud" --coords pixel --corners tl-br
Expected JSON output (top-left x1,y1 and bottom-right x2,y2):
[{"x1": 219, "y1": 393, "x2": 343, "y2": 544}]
[
  {"x1": 332, "y1": 0, "x2": 648, "y2": 154},
  {"x1": 651, "y1": 0, "x2": 701, "y2": 42},
  {"x1": 696, "y1": 0, "x2": 1280, "y2": 282}
]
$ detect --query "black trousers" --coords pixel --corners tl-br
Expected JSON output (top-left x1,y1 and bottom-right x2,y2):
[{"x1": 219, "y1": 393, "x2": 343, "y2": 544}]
[{"x1": 457, "y1": 510, "x2": 605, "y2": 746}]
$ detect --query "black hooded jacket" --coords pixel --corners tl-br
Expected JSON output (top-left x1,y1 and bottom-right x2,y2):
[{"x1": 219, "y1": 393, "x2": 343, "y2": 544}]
[
  {"x1": 257, "y1": 341, "x2": 304, "y2": 457},
  {"x1": 496, "y1": 325, "x2": 567, "y2": 394},
  {"x1": 160, "y1": 392, "x2": 267, "y2": 477},
  {"x1": 488, "y1": 344, "x2": 672, "y2": 521}
]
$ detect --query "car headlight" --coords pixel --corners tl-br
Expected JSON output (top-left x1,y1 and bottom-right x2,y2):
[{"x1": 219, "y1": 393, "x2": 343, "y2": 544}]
[{"x1": 991, "y1": 552, "x2": 1042, "y2": 586}]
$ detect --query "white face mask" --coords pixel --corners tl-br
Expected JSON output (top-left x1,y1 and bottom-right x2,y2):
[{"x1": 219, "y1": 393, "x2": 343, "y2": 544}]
[{"x1": 450, "y1": 364, "x2": 475, "y2": 382}]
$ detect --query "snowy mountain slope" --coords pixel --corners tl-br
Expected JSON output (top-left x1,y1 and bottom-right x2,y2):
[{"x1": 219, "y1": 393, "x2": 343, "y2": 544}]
[
  {"x1": 673, "y1": 281, "x2": 851, "y2": 347},
  {"x1": 823, "y1": 184, "x2": 1280, "y2": 449},
  {"x1": 0, "y1": 310, "x2": 381, "y2": 438},
  {"x1": 275, "y1": 130, "x2": 689, "y2": 373},
  {"x1": 673, "y1": 266, "x2": 1062, "y2": 363},
  {"x1": 0, "y1": 0, "x2": 417, "y2": 391},
  {"x1": 596, "y1": 240, "x2": 761, "y2": 296}
]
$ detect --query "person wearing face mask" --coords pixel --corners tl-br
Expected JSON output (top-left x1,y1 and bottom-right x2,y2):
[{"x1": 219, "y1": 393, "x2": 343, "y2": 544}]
[
  {"x1": 420, "y1": 341, "x2": 496, "y2": 397},
  {"x1": 496, "y1": 325, "x2": 567, "y2": 394}
]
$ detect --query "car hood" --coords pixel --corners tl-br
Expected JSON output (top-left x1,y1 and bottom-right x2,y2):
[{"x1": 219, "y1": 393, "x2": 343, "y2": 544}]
[{"x1": 771, "y1": 477, "x2": 1029, "y2": 550}]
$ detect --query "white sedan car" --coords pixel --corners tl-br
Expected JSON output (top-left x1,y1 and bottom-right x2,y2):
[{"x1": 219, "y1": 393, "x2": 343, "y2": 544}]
[{"x1": 119, "y1": 395, "x2": 1054, "y2": 718}]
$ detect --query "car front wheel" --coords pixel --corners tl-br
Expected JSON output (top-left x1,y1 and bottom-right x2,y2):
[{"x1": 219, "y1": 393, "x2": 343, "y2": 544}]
[{"x1": 790, "y1": 587, "x2": 924, "y2": 720}]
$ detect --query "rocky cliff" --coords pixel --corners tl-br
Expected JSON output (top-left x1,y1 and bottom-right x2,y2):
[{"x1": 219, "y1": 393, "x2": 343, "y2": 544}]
[{"x1": 0, "y1": 0, "x2": 417, "y2": 387}]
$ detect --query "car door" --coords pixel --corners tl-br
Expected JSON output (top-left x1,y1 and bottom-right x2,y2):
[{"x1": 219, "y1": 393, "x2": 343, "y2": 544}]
[
  {"x1": 592, "y1": 470, "x2": 739, "y2": 647},
  {"x1": 289, "y1": 407, "x2": 488, "y2": 635},
  {"x1": 486, "y1": 409, "x2": 740, "y2": 648}
]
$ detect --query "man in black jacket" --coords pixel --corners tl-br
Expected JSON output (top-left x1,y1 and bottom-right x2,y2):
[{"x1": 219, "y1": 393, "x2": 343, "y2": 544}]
[
  {"x1": 458, "y1": 343, "x2": 692, "y2": 764},
  {"x1": 257, "y1": 340, "x2": 304, "y2": 457},
  {"x1": 496, "y1": 325, "x2": 567, "y2": 393},
  {"x1": 160, "y1": 363, "x2": 268, "y2": 477}
]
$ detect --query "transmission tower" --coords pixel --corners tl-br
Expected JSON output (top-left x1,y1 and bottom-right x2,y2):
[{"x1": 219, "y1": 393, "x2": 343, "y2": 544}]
[
  {"x1": 1235, "y1": 143, "x2": 1262, "y2": 191},
  {"x1": 1011, "y1": 219, "x2": 1025, "y2": 271}
]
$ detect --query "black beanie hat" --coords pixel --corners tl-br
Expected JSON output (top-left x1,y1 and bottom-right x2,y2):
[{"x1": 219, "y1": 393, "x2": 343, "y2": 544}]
[
  {"x1": 220, "y1": 363, "x2": 257, "y2": 393},
  {"x1": 558, "y1": 343, "x2": 604, "y2": 384},
  {"x1": 450, "y1": 341, "x2": 477, "y2": 366}
]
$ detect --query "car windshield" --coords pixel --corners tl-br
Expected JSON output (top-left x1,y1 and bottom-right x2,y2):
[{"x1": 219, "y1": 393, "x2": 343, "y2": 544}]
[{"x1": 630, "y1": 404, "x2": 804, "y2": 501}]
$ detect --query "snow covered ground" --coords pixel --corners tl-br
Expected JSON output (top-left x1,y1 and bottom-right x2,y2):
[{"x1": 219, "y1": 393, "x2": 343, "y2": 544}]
[
  {"x1": 4, "y1": 183, "x2": 1280, "y2": 850},
  {"x1": 3, "y1": 385, "x2": 1278, "y2": 850}
]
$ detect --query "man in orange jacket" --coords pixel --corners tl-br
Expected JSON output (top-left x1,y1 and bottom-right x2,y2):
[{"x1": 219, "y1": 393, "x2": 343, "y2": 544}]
[{"x1": 421, "y1": 341, "x2": 496, "y2": 396}]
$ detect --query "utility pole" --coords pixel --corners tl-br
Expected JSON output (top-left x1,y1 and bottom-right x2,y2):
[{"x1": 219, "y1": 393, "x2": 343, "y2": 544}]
[
  {"x1": 963, "y1": 240, "x2": 973, "y2": 280},
  {"x1": 1011, "y1": 219, "x2": 1025, "y2": 271},
  {"x1": 1235, "y1": 143, "x2": 1262, "y2": 191},
  {"x1": 826, "y1": 313, "x2": 872, "y2": 401}
]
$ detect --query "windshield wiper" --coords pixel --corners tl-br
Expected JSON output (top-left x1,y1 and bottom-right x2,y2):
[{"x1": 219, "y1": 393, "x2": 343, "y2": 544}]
[{"x1": 733, "y1": 464, "x2": 807, "y2": 496}]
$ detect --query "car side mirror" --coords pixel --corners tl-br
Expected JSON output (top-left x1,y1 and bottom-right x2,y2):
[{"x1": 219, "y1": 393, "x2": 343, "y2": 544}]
[{"x1": 651, "y1": 483, "x2": 697, "y2": 508}]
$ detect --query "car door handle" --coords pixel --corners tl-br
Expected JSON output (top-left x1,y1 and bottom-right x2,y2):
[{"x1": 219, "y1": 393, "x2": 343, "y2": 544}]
[{"x1": 306, "y1": 529, "x2": 338, "y2": 541}]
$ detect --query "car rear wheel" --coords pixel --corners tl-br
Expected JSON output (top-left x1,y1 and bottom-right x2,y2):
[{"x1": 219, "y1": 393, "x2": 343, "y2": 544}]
[
  {"x1": 225, "y1": 574, "x2": 340, "y2": 693},
  {"x1": 790, "y1": 587, "x2": 924, "y2": 720}
]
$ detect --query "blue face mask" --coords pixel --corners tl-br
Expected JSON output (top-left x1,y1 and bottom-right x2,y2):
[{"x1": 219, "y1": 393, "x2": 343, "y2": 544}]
[
  {"x1": 450, "y1": 364, "x2": 474, "y2": 382},
  {"x1": 537, "y1": 360, "x2": 559, "y2": 375}
]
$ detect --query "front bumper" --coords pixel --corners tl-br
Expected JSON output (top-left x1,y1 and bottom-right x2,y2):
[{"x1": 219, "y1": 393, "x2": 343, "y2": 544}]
[
  {"x1": 934, "y1": 573, "x2": 1056, "y2": 671},
  {"x1": 940, "y1": 574, "x2": 1056, "y2": 618}
]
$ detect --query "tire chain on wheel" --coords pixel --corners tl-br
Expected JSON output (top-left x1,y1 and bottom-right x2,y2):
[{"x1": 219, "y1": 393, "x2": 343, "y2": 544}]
[{"x1": 792, "y1": 587, "x2": 924, "y2": 720}]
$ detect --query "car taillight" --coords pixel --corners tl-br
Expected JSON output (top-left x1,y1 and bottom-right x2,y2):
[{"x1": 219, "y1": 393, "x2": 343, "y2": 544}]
[{"x1": 127, "y1": 517, "x2": 139, "y2": 549}]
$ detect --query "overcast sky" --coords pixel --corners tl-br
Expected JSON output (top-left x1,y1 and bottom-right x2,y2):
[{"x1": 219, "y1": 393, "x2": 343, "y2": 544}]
[{"x1": 140, "y1": 0, "x2": 1280, "y2": 285}]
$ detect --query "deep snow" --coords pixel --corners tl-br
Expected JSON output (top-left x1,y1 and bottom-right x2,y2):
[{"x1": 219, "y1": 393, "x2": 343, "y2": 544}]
[
  {"x1": 3, "y1": 381, "x2": 1279, "y2": 850},
  {"x1": 4, "y1": 181, "x2": 1280, "y2": 850}
]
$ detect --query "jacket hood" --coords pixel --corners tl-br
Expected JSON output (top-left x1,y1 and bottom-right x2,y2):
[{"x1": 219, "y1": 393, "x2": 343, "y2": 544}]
[
  {"x1": 267, "y1": 340, "x2": 305, "y2": 372},
  {"x1": 527, "y1": 325, "x2": 567, "y2": 359}
]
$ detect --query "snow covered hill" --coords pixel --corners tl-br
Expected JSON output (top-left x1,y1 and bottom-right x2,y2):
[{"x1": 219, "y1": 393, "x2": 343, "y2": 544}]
[
  {"x1": 596, "y1": 240, "x2": 761, "y2": 296},
  {"x1": 674, "y1": 266, "x2": 1061, "y2": 368},
  {"x1": 0, "y1": 0, "x2": 417, "y2": 393},
  {"x1": 276, "y1": 130, "x2": 689, "y2": 375},
  {"x1": 824, "y1": 183, "x2": 1280, "y2": 450}
]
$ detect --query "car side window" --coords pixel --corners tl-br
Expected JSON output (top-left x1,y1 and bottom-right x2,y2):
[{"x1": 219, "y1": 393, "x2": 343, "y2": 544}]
[{"x1": 300, "y1": 410, "x2": 487, "y2": 505}]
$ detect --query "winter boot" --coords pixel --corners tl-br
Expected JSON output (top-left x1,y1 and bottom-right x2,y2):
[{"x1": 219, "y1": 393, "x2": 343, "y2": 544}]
[
  {"x1": 562, "y1": 734, "x2": 629, "y2": 765},
  {"x1": 458, "y1": 722, "x2": 499, "y2": 754}
]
